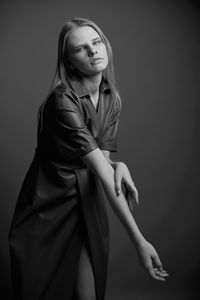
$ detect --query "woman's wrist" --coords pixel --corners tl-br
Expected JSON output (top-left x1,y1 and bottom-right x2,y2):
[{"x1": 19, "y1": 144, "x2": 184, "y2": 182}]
[{"x1": 129, "y1": 231, "x2": 146, "y2": 247}]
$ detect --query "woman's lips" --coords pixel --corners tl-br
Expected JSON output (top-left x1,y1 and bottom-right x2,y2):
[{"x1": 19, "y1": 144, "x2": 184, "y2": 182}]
[{"x1": 90, "y1": 58, "x2": 104, "y2": 65}]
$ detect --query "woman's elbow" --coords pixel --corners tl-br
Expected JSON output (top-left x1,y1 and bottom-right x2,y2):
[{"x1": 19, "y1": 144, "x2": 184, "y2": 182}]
[{"x1": 81, "y1": 148, "x2": 114, "y2": 182}]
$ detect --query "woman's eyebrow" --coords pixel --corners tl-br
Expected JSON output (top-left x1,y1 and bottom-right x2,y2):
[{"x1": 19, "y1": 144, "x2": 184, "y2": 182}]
[
  {"x1": 92, "y1": 37, "x2": 101, "y2": 41},
  {"x1": 74, "y1": 37, "x2": 101, "y2": 49}
]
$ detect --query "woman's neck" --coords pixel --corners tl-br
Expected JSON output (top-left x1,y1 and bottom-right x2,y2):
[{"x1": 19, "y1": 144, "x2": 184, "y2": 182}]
[{"x1": 82, "y1": 73, "x2": 102, "y2": 96}]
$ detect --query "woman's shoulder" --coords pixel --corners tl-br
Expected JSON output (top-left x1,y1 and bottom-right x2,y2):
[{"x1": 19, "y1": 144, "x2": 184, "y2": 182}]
[{"x1": 46, "y1": 82, "x2": 81, "y2": 111}]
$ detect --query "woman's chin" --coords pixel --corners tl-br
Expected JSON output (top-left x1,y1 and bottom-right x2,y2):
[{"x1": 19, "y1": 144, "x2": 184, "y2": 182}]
[{"x1": 89, "y1": 64, "x2": 108, "y2": 75}]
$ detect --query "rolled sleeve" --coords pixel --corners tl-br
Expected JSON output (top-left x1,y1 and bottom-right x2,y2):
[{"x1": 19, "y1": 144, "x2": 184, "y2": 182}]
[{"x1": 47, "y1": 91, "x2": 98, "y2": 161}]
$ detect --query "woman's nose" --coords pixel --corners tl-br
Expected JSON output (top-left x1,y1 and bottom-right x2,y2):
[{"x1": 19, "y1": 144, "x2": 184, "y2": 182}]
[{"x1": 88, "y1": 47, "x2": 97, "y2": 57}]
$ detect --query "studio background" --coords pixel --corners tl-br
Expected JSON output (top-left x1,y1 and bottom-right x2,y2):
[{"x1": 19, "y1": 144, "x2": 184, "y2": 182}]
[{"x1": 0, "y1": 0, "x2": 199, "y2": 299}]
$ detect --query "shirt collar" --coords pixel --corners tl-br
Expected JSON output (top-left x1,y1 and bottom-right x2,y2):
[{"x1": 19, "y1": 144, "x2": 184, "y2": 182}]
[{"x1": 69, "y1": 77, "x2": 111, "y2": 98}]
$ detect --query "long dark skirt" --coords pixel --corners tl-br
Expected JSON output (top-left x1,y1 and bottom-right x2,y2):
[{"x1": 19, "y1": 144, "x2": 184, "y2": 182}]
[{"x1": 9, "y1": 154, "x2": 109, "y2": 300}]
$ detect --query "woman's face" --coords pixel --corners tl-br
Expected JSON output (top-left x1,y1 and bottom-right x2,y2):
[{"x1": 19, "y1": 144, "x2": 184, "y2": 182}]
[{"x1": 67, "y1": 26, "x2": 109, "y2": 77}]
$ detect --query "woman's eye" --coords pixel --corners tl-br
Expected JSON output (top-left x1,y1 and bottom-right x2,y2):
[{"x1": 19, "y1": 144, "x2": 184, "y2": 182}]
[
  {"x1": 74, "y1": 45, "x2": 87, "y2": 53},
  {"x1": 75, "y1": 47, "x2": 84, "y2": 52},
  {"x1": 93, "y1": 40, "x2": 101, "y2": 45}
]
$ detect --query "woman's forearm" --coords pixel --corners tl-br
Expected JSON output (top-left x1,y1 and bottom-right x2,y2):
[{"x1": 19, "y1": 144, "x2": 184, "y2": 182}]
[
  {"x1": 82, "y1": 148, "x2": 145, "y2": 246},
  {"x1": 101, "y1": 150, "x2": 116, "y2": 168},
  {"x1": 99, "y1": 163, "x2": 145, "y2": 246}
]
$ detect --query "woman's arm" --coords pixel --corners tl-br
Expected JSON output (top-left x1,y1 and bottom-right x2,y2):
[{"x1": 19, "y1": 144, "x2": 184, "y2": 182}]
[
  {"x1": 82, "y1": 148, "x2": 168, "y2": 281},
  {"x1": 84, "y1": 148, "x2": 143, "y2": 244},
  {"x1": 102, "y1": 150, "x2": 139, "y2": 210},
  {"x1": 101, "y1": 149, "x2": 113, "y2": 165}
]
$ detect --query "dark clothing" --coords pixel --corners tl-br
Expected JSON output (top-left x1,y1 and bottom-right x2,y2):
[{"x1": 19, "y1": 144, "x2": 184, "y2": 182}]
[{"x1": 9, "y1": 79, "x2": 121, "y2": 300}]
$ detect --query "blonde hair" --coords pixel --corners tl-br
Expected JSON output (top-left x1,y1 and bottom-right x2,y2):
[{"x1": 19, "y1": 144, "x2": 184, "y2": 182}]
[{"x1": 38, "y1": 17, "x2": 120, "y2": 121}]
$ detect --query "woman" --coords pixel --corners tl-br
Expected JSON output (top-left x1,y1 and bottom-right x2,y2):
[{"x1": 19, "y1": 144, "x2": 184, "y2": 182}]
[{"x1": 9, "y1": 18, "x2": 168, "y2": 300}]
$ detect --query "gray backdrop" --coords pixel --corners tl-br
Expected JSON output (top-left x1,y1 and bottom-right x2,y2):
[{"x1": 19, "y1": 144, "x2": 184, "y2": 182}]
[{"x1": 0, "y1": 0, "x2": 199, "y2": 299}]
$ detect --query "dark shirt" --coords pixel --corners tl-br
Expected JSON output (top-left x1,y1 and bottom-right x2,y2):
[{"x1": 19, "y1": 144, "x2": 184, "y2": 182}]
[{"x1": 37, "y1": 78, "x2": 121, "y2": 170}]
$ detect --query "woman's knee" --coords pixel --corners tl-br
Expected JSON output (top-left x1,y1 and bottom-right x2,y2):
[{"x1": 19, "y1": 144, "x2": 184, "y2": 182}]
[{"x1": 75, "y1": 244, "x2": 96, "y2": 300}]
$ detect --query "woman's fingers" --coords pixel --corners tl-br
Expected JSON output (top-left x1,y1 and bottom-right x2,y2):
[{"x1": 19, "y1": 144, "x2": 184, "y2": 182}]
[
  {"x1": 151, "y1": 254, "x2": 169, "y2": 280},
  {"x1": 154, "y1": 269, "x2": 169, "y2": 278},
  {"x1": 149, "y1": 268, "x2": 166, "y2": 281},
  {"x1": 114, "y1": 162, "x2": 139, "y2": 206},
  {"x1": 132, "y1": 184, "x2": 139, "y2": 205},
  {"x1": 128, "y1": 194, "x2": 134, "y2": 213},
  {"x1": 114, "y1": 167, "x2": 122, "y2": 196},
  {"x1": 143, "y1": 259, "x2": 165, "y2": 281},
  {"x1": 137, "y1": 241, "x2": 169, "y2": 282},
  {"x1": 153, "y1": 255, "x2": 169, "y2": 278},
  {"x1": 153, "y1": 253, "x2": 163, "y2": 271},
  {"x1": 127, "y1": 183, "x2": 139, "y2": 207},
  {"x1": 146, "y1": 262, "x2": 168, "y2": 281}
]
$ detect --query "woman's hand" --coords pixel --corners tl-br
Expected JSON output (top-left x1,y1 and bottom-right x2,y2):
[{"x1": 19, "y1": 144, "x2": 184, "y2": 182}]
[
  {"x1": 136, "y1": 240, "x2": 169, "y2": 281},
  {"x1": 113, "y1": 162, "x2": 139, "y2": 211}
]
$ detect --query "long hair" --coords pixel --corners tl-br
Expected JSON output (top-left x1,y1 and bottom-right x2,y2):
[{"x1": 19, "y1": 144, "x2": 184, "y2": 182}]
[{"x1": 38, "y1": 17, "x2": 120, "y2": 123}]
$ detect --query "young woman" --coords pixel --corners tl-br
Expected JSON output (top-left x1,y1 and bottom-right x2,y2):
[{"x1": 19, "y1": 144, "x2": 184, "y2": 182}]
[{"x1": 9, "y1": 18, "x2": 168, "y2": 300}]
